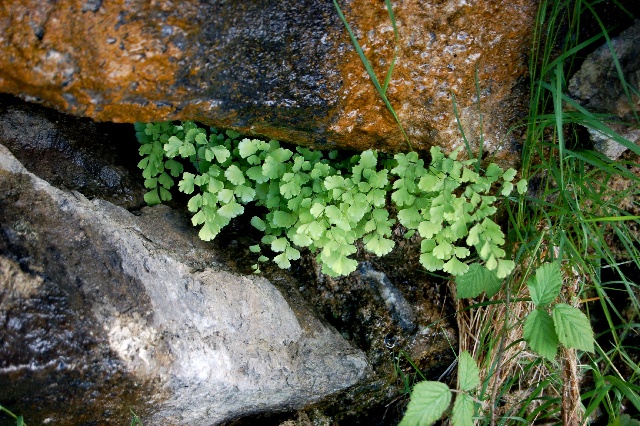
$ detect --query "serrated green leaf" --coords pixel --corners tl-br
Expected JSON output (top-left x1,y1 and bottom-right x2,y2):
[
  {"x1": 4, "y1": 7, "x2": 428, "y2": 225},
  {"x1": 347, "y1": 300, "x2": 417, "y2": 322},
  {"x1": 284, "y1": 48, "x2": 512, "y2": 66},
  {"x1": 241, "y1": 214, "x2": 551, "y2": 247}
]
[
  {"x1": 178, "y1": 142, "x2": 196, "y2": 158},
  {"x1": 359, "y1": 150, "x2": 377, "y2": 169},
  {"x1": 218, "y1": 188, "x2": 234, "y2": 204},
  {"x1": 457, "y1": 351, "x2": 480, "y2": 391},
  {"x1": 500, "y1": 181, "x2": 514, "y2": 196},
  {"x1": 246, "y1": 166, "x2": 268, "y2": 183},
  {"x1": 225, "y1": 164, "x2": 246, "y2": 185},
  {"x1": 211, "y1": 145, "x2": 231, "y2": 163},
  {"x1": 144, "y1": 189, "x2": 161, "y2": 206},
  {"x1": 235, "y1": 185, "x2": 256, "y2": 203},
  {"x1": 466, "y1": 224, "x2": 481, "y2": 247},
  {"x1": 306, "y1": 221, "x2": 326, "y2": 239},
  {"x1": 480, "y1": 218, "x2": 505, "y2": 245},
  {"x1": 199, "y1": 221, "x2": 220, "y2": 241},
  {"x1": 273, "y1": 252, "x2": 291, "y2": 269},
  {"x1": 238, "y1": 139, "x2": 259, "y2": 158},
  {"x1": 291, "y1": 232, "x2": 313, "y2": 247},
  {"x1": 528, "y1": 262, "x2": 562, "y2": 307},
  {"x1": 158, "y1": 172, "x2": 173, "y2": 189},
  {"x1": 249, "y1": 244, "x2": 261, "y2": 253},
  {"x1": 191, "y1": 209, "x2": 206, "y2": 226},
  {"x1": 271, "y1": 237, "x2": 289, "y2": 252},
  {"x1": 187, "y1": 194, "x2": 203, "y2": 212},
  {"x1": 433, "y1": 241, "x2": 453, "y2": 260},
  {"x1": 285, "y1": 245, "x2": 301, "y2": 260},
  {"x1": 456, "y1": 263, "x2": 501, "y2": 299},
  {"x1": 364, "y1": 234, "x2": 395, "y2": 256},
  {"x1": 164, "y1": 159, "x2": 184, "y2": 177},
  {"x1": 392, "y1": 186, "x2": 416, "y2": 207},
  {"x1": 323, "y1": 254, "x2": 358, "y2": 277},
  {"x1": 251, "y1": 216, "x2": 267, "y2": 231},
  {"x1": 280, "y1": 179, "x2": 301, "y2": 199},
  {"x1": 496, "y1": 259, "x2": 514, "y2": 279},
  {"x1": 263, "y1": 156, "x2": 285, "y2": 178},
  {"x1": 418, "y1": 174, "x2": 441, "y2": 192},
  {"x1": 552, "y1": 304, "x2": 594, "y2": 353},
  {"x1": 398, "y1": 381, "x2": 451, "y2": 426},
  {"x1": 418, "y1": 221, "x2": 441, "y2": 239},
  {"x1": 164, "y1": 136, "x2": 182, "y2": 157},
  {"x1": 460, "y1": 167, "x2": 479, "y2": 183},
  {"x1": 144, "y1": 177, "x2": 158, "y2": 189},
  {"x1": 207, "y1": 178, "x2": 224, "y2": 193},
  {"x1": 517, "y1": 179, "x2": 528, "y2": 195},
  {"x1": 310, "y1": 203, "x2": 325, "y2": 218},
  {"x1": 443, "y1": 257, "x2": 468, "y2": 276},
  {"x1": 420, "y1": 253, "x2": 445, "y2": 272},
  {"x1": 397, "y1": 207, "x2": 421, "y2": 228},
  {"x1": 485, "y1": 163, "x2": 502, "y2": 178},
  {"x1": 218, "y1": 200, "x2": 244, "y2": 218},
  {"x1": 272, "y1": 211, "x2": 298, "y2": 228},
  {"x1": 451, "y1": 393, "x2": 474, "y2": 426},
  {"x1": 159, "y1": 186, "x2": 172, "y2": 201},
  {"x1": 502, "y1": 168, "x2": 517, "y2": 182},
  {"x1": 524, "y1": 309, "x2": 558, "y2": 361}
]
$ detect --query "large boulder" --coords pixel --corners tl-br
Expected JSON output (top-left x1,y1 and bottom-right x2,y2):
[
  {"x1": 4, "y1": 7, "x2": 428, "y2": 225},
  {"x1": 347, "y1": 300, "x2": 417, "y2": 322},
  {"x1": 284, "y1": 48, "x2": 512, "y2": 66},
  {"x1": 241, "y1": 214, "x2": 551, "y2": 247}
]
[
  {"x1": 0, "y1": 140, "x2": 370, "y2": 425},
  {"x1": 568, "y1": 20, "x2": 640, "y2": 159},
  {"x1": 0, "y1": 0, "x2": 535, "y2": 157}
]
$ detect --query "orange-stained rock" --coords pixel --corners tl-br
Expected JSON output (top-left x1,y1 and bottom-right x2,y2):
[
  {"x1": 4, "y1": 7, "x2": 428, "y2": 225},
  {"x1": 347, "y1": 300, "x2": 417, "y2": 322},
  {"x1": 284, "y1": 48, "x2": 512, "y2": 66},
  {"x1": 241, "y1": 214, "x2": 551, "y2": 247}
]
[{"x1": 0, "y1": 0, "x2": 535, "y2": 157}]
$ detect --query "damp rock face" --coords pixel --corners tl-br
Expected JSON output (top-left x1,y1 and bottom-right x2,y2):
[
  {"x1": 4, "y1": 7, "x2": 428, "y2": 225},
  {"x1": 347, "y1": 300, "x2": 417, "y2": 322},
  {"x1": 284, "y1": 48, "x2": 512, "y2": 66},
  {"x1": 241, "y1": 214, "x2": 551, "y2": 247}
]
[
  {"x1": 0, "y1": 94, "x2": 146, "y2": 209},
  {"x1": 0, "y1": 143, "x2": 370, "y2": 425},
  {"x1": 0, "y1": 0, "x2": 535, "y2": 157},
  {"x1": 568, "y1": 20, "x2": 640, "y2": 159}
]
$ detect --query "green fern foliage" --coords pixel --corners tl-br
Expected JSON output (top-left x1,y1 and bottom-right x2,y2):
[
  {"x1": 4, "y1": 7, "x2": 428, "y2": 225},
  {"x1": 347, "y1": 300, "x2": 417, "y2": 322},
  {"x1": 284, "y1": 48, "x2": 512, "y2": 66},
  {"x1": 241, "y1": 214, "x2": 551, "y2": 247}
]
[{"x1": 137, "y1": 121, "x2": 525, "y2": 278}]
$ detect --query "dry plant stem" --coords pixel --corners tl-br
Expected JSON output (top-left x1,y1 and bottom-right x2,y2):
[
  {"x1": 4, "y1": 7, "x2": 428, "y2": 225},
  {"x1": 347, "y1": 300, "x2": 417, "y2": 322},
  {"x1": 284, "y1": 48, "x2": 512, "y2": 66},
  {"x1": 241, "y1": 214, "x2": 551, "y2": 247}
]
[
  {"x1": 562, "y1": 347, "x2": 582, "y2": 426},
  {"x1": 490, "y1": 283, "x2": 511, "y2": 426},
  {"x1": 562, "y1": 264, "x2": 585, "y2": 425}
]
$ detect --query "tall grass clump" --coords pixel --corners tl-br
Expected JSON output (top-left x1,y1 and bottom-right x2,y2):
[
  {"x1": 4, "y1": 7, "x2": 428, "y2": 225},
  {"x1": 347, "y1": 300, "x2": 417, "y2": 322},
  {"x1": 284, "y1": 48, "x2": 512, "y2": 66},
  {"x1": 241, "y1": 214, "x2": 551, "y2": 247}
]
[
  {"x1": 385, "y1": 0, "x2": 640, "y2": 424},
  {"x1": 455, "y1": 0, "x2": 640, "y2": 424}
]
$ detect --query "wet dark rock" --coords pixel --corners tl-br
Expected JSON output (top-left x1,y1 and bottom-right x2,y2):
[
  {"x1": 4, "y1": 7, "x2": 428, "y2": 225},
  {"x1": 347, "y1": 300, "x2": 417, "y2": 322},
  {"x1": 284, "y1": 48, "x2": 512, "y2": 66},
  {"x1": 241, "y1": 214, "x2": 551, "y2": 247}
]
[
  {"x1": 568, "y1": 20, "x2": 640, "y2": 159},
  {"x1": 0, "y1": 143, "x2": 370, "y2": 425},
  {"x1": 0, "y1": 0, "x2": 536, "y2": 159},
  {"x1": 0, "y1": 94, "x2": 146, "y2": 210}
]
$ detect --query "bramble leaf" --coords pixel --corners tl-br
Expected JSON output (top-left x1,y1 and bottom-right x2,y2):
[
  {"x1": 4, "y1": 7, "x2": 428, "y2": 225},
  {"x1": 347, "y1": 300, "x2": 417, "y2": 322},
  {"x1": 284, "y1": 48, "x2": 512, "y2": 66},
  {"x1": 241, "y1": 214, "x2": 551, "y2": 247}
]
[
  {"x1": 457, "y1": 351, "x2": 480, "y2": 391},
  {"x1": 451, "y1": 393, "x2": 474, "y2": 426},
  {"x1": 456, "y1": 263, "x2": 501, "y2": 299},
  {"x1": 552, "y1": 304, "x2": 594, "y2": 353},
  {"x1": 398, "y1": 381, "x2": 451, "y2": 426},
  {"x1": 524, "y1": 308, "x2": 558, "y2": 361},
  {"x1": 528, "y1": 262, "x2": 562, "y2": 307}
]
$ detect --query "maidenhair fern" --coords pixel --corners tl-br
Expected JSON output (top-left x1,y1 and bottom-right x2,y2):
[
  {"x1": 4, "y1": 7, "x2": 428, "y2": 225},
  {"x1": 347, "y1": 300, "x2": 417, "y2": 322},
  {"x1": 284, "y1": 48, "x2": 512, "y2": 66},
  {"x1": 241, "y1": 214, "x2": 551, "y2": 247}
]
[{"x1": 136, "y1": 121, "x2": 526, "y2": 279}]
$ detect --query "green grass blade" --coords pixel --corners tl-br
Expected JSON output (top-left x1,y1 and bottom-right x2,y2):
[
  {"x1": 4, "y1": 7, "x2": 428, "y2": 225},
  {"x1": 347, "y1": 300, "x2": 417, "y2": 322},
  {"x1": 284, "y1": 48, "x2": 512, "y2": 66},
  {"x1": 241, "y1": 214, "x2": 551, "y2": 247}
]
[
  {"x1": 382, "y1": 0, "x2": 399, "y2": 95},
  {"x1": 333, "y1": 0, "x2": 413, "y2": 151}
]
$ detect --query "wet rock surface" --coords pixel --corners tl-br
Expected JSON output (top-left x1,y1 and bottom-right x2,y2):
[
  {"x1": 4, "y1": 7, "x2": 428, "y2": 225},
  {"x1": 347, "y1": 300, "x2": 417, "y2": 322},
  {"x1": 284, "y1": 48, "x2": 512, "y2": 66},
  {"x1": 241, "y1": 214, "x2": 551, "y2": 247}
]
[
  {"x1": 568, "y1": 20, "x2": 640, "y2": 159},
  {"x1": 216, "y1": 220, "x2": 458, "y2": 424},
  {"x1": 0, "y1": 99, "x2": 459, "y2": 424},
  {"x1": 0, "y1": 0, "x2": 535, "y2": 158},
  {"x1": 0, "y1": 94, "x2": 146, "y2": 210},
  {"x1": 0, "y1": 140, "x2": 371, "y2": 424}
]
